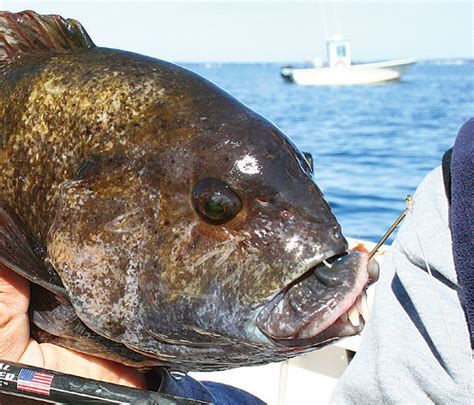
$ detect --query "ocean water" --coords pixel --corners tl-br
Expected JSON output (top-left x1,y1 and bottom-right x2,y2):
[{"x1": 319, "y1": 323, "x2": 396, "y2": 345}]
[{"x1": 184, "y1": 61, "x2": 474, "y2": 243}]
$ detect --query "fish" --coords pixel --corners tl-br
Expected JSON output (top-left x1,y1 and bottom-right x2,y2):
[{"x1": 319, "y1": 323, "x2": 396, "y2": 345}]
[{"x1": 0, "y1": 11, "x2": 373, "y2": 372}]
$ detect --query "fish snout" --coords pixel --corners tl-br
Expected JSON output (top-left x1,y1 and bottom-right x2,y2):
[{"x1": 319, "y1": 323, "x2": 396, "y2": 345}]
[{"x1": 256, "y1": 251, "x2": 370, "y2": 347}]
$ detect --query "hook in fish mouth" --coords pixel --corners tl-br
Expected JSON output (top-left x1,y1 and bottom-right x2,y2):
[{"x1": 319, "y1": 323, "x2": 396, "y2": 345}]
[{"x1": 256, "y1": 251, "x2": 369, "y2": 348}]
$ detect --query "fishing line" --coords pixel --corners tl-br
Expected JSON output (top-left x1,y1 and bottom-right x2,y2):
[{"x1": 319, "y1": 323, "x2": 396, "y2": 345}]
[
  {"x1": 318, "y1": 1, "x2": 329, "y2": 40},
  {"x1": 331, "y1": 2, "x2": 343, "y2": 38},
  {"x1": 407, "y1": 196, "x2": 470, "y2": 397},
  {"x1": 367, "y1": 194, "x2": 413, "y2": 260}
]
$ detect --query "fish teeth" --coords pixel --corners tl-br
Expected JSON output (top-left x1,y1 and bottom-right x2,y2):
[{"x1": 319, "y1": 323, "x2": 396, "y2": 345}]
[
  {"x1": 347, "y1": 304, "x2": 360, "y2": 327},
  {"x1": 322, "y1": 259, "x2": 333, "y2": 269},
  {"x1": 340, "y1": 293, "x2": 370, "y2": 326}
]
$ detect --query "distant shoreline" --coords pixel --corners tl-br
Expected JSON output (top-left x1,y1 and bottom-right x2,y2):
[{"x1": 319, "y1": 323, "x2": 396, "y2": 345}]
[{"x1": 179, "y1": 58, "x2": 473, "y2": 65}]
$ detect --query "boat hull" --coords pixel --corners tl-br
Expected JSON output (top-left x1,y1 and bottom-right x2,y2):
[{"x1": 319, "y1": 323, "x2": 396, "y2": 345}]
[{"x1": 281, "y1": 58, "x2": 416, "y2": 86}]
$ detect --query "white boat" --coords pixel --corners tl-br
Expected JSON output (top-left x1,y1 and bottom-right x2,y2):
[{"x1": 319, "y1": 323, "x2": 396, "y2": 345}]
[{"x1": 281, "y1": 37, "x2": 416, "y2": 85}]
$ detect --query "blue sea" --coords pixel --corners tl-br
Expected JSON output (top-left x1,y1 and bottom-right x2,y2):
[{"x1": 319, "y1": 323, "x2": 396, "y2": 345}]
[{"x1": 184, "y1": 61, "x2": 473, "y2": 243}]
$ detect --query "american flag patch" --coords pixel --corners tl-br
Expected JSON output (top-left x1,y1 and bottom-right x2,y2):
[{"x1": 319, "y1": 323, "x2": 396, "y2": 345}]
[{"x1": 17, "y1": 368, "x2": 54, "y2": 396}]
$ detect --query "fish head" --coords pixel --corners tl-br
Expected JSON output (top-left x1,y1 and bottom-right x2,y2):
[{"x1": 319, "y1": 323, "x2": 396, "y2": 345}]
[
  {"x1": 145, "y1": 97, "x2": 370, "y2": 354},
  {"x1": 46, "y1": 61, "x2": 369, "y2": 370}
]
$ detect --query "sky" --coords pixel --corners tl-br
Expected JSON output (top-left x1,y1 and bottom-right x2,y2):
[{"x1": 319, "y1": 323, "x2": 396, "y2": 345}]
[{"x1": 2, "y1": 1, "x2": 473, "y2": 62}]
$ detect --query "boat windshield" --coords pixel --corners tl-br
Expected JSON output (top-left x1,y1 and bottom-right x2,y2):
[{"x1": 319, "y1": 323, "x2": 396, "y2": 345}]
[{"x1": 337, "y1": 45, "x2": 346, "y2": 57}]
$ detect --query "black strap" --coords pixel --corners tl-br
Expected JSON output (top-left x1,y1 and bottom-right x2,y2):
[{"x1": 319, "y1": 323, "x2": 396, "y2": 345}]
[{"x1": 441, "y1": 147, "x2": 453, "y2": 205}]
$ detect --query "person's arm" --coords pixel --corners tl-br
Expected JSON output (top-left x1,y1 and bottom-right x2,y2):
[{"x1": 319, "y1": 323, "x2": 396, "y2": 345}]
[{"x1": 331, "y1": 167, "x2": 472, "y2": 404}]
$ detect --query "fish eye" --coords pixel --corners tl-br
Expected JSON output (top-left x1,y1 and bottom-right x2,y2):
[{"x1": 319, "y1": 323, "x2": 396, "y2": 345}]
[{"x1": 192, "y1": 178, "x2": 242, "y2": 225}]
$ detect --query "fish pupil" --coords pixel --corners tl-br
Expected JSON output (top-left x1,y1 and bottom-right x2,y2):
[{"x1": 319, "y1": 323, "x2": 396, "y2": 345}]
[{"x1": 205, "y1": 197, "x2": 225, "y2": 219}]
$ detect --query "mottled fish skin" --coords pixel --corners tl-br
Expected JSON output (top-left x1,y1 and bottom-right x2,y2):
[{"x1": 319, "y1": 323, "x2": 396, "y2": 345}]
[{"x1": 0, "y1": 11, "x2": 367, "y2": 371}]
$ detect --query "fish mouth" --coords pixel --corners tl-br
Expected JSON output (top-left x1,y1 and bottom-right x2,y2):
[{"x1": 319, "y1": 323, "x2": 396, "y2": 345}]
[{"x1": 256, "y1": 251, "x2": 369, "y2": 348}]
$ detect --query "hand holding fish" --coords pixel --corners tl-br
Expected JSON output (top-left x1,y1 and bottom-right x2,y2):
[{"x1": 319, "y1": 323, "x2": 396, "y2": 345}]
[{"x1": 0, "y1": 264, "x2": 146, "y2": 388}]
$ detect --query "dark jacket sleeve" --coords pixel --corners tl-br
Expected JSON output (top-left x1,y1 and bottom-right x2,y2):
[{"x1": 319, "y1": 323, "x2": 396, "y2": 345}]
[
  {"x1": 156, "y1": 368, "x2": 266, "y2": 404},
  {"x1": 450, "y1": 117, "x2": 474, "y2": 348}
]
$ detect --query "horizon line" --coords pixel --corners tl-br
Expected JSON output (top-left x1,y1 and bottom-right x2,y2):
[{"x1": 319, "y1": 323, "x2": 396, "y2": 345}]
[{"x1": 170, "y1": 57, "x2": 473, "y2": 64}]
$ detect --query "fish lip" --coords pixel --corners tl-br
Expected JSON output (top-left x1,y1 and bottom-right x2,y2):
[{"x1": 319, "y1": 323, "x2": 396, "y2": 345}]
[
  {"x1": 271, "y1": 316, "x2": 366, "y2": 349},
  {"x1": 268, "y1": 248, "x2": 349, "y2": 300},
  {"x1": 256, "y1": 251, "x2": 369, "y2": 347}
]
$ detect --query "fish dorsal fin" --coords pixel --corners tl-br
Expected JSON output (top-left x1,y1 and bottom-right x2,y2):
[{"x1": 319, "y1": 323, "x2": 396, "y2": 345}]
[{"x1": 0, "y1": 10, "x2": 95, "y2": 60}]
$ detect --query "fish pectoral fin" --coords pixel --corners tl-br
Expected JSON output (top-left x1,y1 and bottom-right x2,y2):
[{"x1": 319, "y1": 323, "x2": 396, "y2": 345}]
[
  {"x1": 0, "y1": 199, "x2": 67, "y2": 297},
  {"x1": 31, "y1": 285, "x2": 155, "y2": 367},
  {"x1": 0, "y1": 11, "x2": 95, "y2": 61}
]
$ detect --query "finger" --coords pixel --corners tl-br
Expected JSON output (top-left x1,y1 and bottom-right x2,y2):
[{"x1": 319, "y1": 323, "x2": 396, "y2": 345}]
[
  {"x1": 0, "y1": 263, "x2": 30, "y2": 361},
  {"x1": 19, "y1": 342, "x2": 146, "y2": 389}
]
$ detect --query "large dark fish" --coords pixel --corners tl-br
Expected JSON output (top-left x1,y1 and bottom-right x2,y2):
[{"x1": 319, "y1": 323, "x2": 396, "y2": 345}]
[{"x1": 0, "y1": 11, "x2": 371, "y2": 372}]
